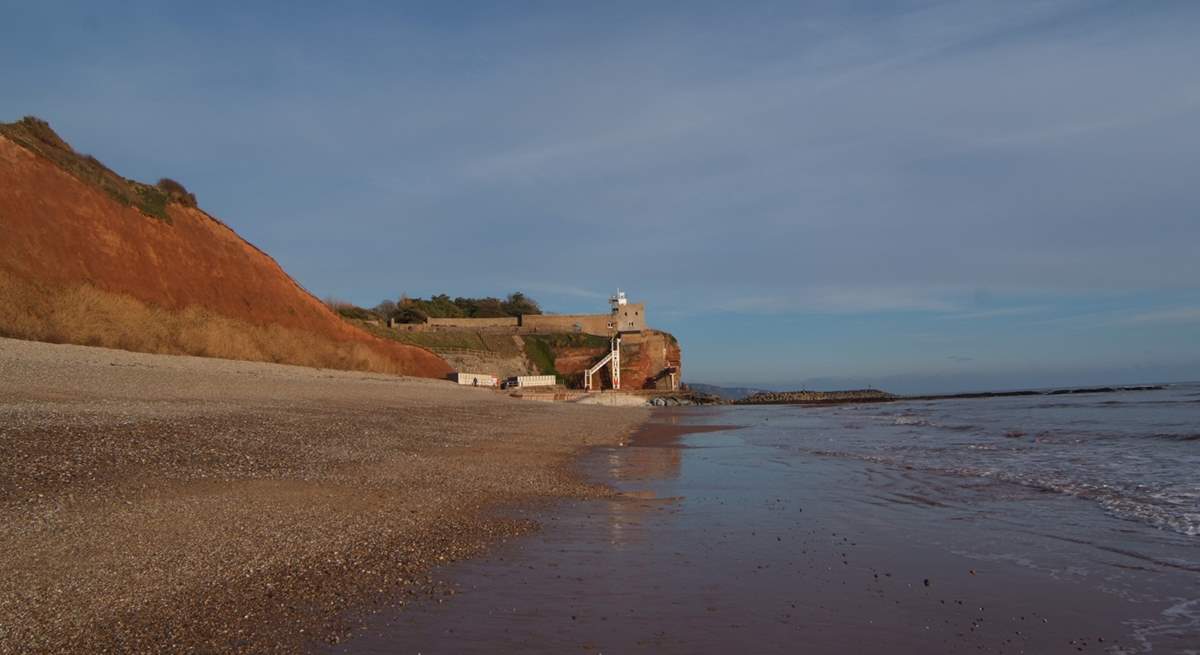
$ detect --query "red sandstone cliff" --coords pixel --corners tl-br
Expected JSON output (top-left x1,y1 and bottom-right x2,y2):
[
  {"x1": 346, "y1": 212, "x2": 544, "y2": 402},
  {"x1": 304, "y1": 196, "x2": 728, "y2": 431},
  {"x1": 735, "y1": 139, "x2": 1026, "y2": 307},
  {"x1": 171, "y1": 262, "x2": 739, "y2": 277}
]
[
  {"x1": 0, "y1": 118, "x2": 451, "y2": 378},
  {"x1": 549, "y1": 330, "x2": 681, "y2": 390}
]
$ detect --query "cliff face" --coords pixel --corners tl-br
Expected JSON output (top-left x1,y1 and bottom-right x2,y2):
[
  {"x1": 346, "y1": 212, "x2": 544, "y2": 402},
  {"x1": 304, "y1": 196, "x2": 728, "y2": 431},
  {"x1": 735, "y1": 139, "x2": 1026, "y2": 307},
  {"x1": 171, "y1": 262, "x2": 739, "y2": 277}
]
[
  {"x1": 549, "y1": 330, "x2": 680, "y2": 390},
  {"x1": 0, "y1": 119, "x2": 451, "y2": 378},
  {"x1": 617, "y1": 330, "x2": 681, "y2": 391},
  {"x1": 361, "y1": 324, "x2": 682, "y2": 390}
]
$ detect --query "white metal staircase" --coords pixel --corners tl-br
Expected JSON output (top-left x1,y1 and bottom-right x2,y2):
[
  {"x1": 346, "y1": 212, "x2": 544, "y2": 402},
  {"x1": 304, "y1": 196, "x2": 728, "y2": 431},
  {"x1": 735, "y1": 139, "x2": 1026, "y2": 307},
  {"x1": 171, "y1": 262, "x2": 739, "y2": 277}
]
[{"x1": 584, "y1": 336, "x2": 621, "y2": 391}]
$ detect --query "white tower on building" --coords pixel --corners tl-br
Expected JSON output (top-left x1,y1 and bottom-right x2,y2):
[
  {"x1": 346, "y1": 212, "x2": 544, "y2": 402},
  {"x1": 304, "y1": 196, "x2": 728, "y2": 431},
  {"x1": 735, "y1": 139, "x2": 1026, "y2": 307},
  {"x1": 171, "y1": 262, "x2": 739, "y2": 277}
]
[{"x1": 610, "y1": 289, "x2": 628, "y2": 310}]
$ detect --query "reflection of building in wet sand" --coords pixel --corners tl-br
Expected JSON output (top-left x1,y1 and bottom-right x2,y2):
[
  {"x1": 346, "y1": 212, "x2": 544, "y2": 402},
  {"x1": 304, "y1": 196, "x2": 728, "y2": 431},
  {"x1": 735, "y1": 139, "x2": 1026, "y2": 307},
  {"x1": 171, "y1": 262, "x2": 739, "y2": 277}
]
[
  {"x1": 597, "y1": 429, "x2": 685, "y2": 548},
  {"x1": 607, "y1": 444, "x2": 683, "y2": 484}
]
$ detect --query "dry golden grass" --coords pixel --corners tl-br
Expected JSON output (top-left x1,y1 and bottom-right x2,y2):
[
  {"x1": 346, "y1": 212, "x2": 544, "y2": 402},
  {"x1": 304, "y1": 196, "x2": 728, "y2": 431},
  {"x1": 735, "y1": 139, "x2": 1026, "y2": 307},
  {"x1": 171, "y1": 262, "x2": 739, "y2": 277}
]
[{"x1": 0, "y1": 270, "x2": 414, "y2": 375}]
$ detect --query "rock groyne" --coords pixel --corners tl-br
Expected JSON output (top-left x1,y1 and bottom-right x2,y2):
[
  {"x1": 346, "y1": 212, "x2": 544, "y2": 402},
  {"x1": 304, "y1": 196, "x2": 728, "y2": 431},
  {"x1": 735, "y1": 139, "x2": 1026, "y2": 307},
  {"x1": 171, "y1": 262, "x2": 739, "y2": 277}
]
[{"x1": 735, "y1": 389, "x2": 895, "y2": 405}]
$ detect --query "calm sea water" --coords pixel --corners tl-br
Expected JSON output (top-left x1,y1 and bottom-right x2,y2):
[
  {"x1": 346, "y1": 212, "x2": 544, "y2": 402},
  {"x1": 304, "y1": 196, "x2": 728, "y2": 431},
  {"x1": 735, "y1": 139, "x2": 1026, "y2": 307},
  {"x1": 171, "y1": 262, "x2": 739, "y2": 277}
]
[
  {"x1": 330, "y1": 384, "x2": 1200, "y2": 654},
  {"x1": 778, "y1": 383, "x2": 1200, "y2": 536}
]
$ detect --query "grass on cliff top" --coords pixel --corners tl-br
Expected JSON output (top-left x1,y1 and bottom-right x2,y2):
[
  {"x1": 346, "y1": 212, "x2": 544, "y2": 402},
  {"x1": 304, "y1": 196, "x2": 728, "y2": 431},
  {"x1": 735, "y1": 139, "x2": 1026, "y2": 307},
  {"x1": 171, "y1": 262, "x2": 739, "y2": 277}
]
[
  {"x1": 355, "y1": 321, "x2": 607, "y2": 376},
  {"x1": 356, "y1": 323, "x2": 482, "y2": 351},
  {"x1": 356, "y1": 323, "x2": 524, "y2": 357},
  {"x1": 0, "y1": 116, "x2": 196, "y2": 223},
  {"x1": 526, "y1": 332, "x2": 610, "y2": 349}
]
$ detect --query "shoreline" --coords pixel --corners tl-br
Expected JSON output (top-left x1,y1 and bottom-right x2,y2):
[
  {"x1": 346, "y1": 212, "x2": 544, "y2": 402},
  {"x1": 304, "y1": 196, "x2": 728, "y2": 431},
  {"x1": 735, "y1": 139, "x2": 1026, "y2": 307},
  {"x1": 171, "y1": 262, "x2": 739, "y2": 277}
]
[
  {"x1": 323, "y1": 405, "x2": 1198, "y2": 654},
  {"x1": 320, "y1": 410, "x2": 748, "y2": 654},
  {"x1": 0, "y1": 337, "x2": 650, "y2": 653}
]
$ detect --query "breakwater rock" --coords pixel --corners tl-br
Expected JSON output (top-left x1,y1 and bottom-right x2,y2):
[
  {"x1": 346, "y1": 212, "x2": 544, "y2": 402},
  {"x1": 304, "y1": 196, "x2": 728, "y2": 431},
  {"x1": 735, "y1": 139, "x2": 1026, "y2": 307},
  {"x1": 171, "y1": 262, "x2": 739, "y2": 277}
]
[{"x1": 735, "y1": 389, "x2": 895, "y2": 405}]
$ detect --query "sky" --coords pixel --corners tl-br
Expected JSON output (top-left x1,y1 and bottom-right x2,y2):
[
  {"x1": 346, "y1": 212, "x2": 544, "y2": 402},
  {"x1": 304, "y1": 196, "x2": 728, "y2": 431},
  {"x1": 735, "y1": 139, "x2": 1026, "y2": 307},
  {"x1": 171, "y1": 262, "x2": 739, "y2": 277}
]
[{"x1": 2, "y1": 1, "x2": 1198, "y2": 393}]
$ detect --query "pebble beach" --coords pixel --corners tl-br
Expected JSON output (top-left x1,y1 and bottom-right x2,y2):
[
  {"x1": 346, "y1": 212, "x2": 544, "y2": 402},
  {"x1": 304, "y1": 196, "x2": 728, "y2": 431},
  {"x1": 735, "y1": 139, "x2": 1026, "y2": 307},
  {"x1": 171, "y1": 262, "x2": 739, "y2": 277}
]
[{"x1": 0, "y1": 337, "x2": 646, "y2": 653}]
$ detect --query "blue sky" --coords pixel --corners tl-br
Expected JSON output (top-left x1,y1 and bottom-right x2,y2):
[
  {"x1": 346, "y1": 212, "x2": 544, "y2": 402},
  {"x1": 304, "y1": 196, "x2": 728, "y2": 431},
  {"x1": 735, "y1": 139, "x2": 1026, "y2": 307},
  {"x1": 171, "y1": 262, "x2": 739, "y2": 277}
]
[{"x1": 3, "y1": 1, "x2": 1198, "y2": 392}]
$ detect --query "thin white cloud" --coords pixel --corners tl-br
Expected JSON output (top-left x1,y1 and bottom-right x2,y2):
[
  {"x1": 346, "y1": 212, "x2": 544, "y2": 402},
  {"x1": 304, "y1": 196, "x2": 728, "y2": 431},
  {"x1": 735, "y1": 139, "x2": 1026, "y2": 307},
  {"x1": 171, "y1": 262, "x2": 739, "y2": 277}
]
[
  {"x1": 719, "y1": 287, "x2": 958, "y2": 315},
  {"x1": 516, "y1": 282, "x2": 609, "y2": 301},
  {"x1": 938, "y1": 306, "x2": 1047, "y2": 321},
  {"x1": 1115, "y1": 307, "x2": 1200, "y2": 325}
]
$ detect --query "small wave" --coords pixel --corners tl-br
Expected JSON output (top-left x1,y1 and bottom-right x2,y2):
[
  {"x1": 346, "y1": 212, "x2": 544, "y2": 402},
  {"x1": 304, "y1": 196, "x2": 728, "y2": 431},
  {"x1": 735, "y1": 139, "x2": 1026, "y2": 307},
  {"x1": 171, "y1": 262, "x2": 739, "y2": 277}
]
[
  {"x1": 1148, "y1": 432, "x2": 1200, "y2": 442},
  {"x1": 1130, "y1": 598, "x2": 1200, "y2": 654},
  {"x1": 791, "y1": 445, "x2": 1200, "y2": 536},
  {"x1": 888, "y1": 416, "x2": 980, "y2": 432},
  {"x1": 1102, "y1": 398, "x2": 1200, "y2": 406},
  {"x1": 964, "y1": 471, "x2": 1200, "y2": 536},
  {"x1": 943, "y1": 423, "x2": 978, "y2": 432}
]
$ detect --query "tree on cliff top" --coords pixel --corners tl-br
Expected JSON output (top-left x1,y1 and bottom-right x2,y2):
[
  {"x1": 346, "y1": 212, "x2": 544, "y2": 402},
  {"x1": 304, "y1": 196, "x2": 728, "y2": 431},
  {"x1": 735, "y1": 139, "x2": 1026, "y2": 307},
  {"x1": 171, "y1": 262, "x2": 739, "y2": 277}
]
[
  {"x1": 381, "y1": 292, "x2": 542, "y2": 322},
  {"x1": 501, "y1": 292, "x2": 541, "y2": 316}
]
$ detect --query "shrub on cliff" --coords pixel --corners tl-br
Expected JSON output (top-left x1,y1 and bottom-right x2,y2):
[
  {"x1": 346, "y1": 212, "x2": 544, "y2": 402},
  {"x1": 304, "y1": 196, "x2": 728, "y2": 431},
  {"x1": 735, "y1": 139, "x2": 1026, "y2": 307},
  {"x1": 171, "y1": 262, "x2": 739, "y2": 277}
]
[
  {"x1": 501, "y1": 292, "x2": 541, "y2": 316},
  {"x1": 392, "y1": 306, "x2": 428, "y2": 324},
  {"x1": 156, "y1": 178, "x2": 198, "y2": 208},
  {"x1": 15, "y1": 116, "x2": 71, "y2": 151},
  {"x1": 323, "y1": 298, "x2": 379, "y2": 321},
  {"x1": 373, "y1": 299, "x2": 398, "y2": 317},
  {"x1": 0, "y1": 116, "x2": 187, "y2": 222}
]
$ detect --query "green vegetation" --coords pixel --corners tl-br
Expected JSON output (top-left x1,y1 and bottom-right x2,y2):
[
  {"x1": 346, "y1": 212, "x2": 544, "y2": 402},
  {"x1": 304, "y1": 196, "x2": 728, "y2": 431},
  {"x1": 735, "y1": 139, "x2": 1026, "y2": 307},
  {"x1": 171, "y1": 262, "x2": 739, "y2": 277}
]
[
  {"x1": 477, "y1": 333, "x2": 525, "y2": 356},
  {"x1": 156, "y1": 177, "x2": 198, "y2": 207},
  {"x1": 135, "y1": 186, "x2": 170, "y2": 222},
  {"x1": 522, "y1": 336, "x2": 559, "y2": 376},
  {"x1": 519, "y1": 334, "x2": 608, "y2": 378},
  {"x1": 330, "y1": 293, "x2": 543, "y2": 326},
  {"x1": 0, "y1": 116, "x2": 197, "y2": 223},
  {"x1": 334, "y1": 305, "x2": 375, "y2": 321},
  {"x1": 391, "y1": 331, "x2": 489, "y2": 352},
  {"x1": 527, "y1": 332, "x2": 609, "y2": 349},
  {"x1": 356, "y1": 322, "x2": 523, "y2": 357},
  {"x1": 374, "y1": 292, "x2": 542, "y2": 323}
]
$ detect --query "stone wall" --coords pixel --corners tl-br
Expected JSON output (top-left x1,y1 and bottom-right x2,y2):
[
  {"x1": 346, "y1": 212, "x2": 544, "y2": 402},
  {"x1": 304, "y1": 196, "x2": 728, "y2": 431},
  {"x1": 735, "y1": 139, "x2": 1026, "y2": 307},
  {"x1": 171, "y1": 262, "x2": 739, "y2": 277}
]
[
  {"x1": 519, "y1": 313, "x2": 613, "y2": 335},
  {"x1": 519, "y1": 305, "x2": 646, "y2": 335},
  {"x1": 426, "y1": 316, "x2": 519, "y2": 328}
]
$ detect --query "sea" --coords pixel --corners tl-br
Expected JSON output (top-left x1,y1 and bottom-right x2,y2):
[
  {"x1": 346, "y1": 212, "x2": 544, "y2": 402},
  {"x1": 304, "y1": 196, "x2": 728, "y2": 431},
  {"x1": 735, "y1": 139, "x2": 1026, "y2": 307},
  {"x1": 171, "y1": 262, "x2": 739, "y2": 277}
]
[
  {"x1": 329, "y1": 383, "x2": 1200, "y2": 654},
  {"x1": 776, "y1": 383, "x2": 1200, "y2": 538}
]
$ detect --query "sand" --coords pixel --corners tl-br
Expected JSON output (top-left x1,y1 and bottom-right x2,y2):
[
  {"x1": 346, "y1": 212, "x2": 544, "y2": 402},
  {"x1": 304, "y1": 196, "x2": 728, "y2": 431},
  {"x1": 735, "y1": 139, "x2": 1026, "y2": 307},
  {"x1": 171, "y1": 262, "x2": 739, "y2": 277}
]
[{"x1": 0, "y1": 337, "x2": 647, "y2": 653}]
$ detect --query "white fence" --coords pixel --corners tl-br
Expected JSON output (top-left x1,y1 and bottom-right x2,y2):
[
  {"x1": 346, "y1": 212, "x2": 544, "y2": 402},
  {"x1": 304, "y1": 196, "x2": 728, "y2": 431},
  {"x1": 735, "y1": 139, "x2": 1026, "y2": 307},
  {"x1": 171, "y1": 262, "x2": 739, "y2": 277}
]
[
  {"x1": 455, "y1": 372, "x2": 497, "y2": 387},
  {"x1": 516, "y1": 375, "x2": 556, "y2": 388}
]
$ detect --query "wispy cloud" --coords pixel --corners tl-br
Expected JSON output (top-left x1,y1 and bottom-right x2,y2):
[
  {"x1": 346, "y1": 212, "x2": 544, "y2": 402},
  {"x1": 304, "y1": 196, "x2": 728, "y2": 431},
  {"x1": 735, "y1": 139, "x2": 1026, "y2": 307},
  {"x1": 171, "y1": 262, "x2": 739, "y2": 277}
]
[
  {"x1": 516, "y1": 282, "x2": 609, "y2": 301},
  {"x1": 1114, "y1": 307, "x2": 1200, "y2": 325},
  {"x1": 938, "y1": 306, "x2": 1047, "y2": 321},
  {"x1": 718, "y1": 287, "x2": 957, "y2": 315}
]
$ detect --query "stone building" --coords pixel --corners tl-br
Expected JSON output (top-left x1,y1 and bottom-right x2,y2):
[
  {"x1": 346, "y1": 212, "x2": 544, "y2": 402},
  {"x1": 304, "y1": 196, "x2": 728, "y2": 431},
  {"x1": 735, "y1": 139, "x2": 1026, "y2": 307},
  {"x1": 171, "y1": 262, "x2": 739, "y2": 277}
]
[{"x1": 398, "y1": 290, "x2": 647, "y2": 337}]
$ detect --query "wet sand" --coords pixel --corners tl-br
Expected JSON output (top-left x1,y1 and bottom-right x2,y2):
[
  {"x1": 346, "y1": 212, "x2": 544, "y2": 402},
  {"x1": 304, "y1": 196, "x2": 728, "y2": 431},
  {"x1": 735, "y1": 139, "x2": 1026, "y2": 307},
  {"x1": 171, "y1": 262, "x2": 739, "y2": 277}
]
[
  {"x1": 0, "y1": 337, "x2": 647, "y2": 653},
  {"x1": 328, "y1": 408, "x2": 1200, "y2": 654}
]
